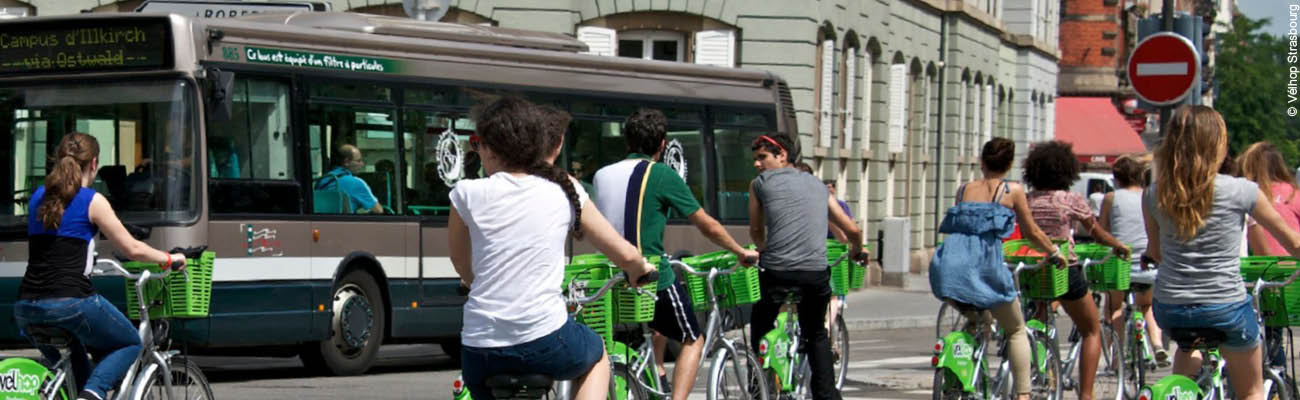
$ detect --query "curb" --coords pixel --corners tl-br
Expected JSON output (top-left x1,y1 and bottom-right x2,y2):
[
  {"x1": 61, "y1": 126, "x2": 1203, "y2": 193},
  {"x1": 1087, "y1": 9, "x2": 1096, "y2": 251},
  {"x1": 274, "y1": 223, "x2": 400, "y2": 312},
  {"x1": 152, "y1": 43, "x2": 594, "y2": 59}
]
[{"x1": 845, "y1": 316, "x2": 936, "y2": 331}]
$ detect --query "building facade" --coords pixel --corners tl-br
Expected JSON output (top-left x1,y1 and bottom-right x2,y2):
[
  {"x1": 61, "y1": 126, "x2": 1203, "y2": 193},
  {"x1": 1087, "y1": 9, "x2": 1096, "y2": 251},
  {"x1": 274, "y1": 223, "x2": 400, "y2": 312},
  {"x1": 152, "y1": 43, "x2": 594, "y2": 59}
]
[{"x1": 14, "y1": 0, "x2": 1060, "y2": 282}]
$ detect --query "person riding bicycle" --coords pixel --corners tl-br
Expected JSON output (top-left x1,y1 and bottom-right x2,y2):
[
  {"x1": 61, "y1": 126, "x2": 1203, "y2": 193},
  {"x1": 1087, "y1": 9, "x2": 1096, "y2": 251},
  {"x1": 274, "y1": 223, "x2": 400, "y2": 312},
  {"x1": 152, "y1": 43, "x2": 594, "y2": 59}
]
[
  {"x1": 747, "y1": 134, "x2": 864, "y2": 400},
  {"x1": 1142, "y1": 105, "x2": 1300, "y2": 400},
  {"x1": 930, "y1": 137, "x2": 1064, "y2": 400},
  {"x1": 1239, "y1": 141, "x2": 1300, "y2": 368},
  {"x1": 1022, "y1": 140, "x2": 1130, "y2": 400},
  {"x1": 1098, "y1": 153, "x2": 1169, "y2": 367},
  {"x1": 591, "y1": 108, "x2": 759, "y2": 400},
  {"x1": 13, "y1": 132, "x2": 188, "y2": 400},
  {"x1": 449, "y1": 97, "x2": 654, "y2": 400}
]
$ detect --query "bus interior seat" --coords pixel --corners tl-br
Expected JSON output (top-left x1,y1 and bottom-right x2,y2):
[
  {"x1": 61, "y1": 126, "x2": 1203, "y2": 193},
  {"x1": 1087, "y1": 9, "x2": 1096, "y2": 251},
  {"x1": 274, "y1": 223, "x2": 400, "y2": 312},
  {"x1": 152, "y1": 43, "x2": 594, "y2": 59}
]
[
  {"x1": 313, "y1": 188, "x2": 353, "y2": 214},
  {"x1": 96, "y1": 165, "x2": 128, "y2": 208},
  {"x1": 356, "y1": 171, "x2": 392, "y2": 209}
]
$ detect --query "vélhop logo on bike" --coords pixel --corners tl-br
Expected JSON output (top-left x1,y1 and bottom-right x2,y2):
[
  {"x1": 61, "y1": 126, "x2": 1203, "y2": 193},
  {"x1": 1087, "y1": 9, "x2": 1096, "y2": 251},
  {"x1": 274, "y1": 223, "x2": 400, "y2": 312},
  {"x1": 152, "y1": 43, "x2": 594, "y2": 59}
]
[
  {"x1": 1165, "y1": 386, "x2": 1196, "y2": 400},
  {"x1": 0, "y1": 367, "x2": 41, "y2": 396}
]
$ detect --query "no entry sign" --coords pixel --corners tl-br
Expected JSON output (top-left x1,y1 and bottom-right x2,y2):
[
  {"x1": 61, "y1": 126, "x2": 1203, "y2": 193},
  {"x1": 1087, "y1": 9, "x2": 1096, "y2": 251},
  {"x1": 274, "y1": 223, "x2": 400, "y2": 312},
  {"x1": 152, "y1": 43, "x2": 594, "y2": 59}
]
[{"x1": 1127, "y1": 32, "x2": 1200, "y2": 106}]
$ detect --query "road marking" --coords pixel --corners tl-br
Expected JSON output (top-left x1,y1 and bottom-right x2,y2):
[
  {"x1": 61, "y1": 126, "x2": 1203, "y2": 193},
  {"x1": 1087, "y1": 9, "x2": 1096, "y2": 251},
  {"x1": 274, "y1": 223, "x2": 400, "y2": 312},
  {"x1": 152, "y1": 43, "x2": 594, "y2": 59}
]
[
  {"x1": 1135, "y1": 62, "x2": 1187, "y2": 76},
  {"x1": 847, "y1": 356, "x2": 932, "y2": 369}
]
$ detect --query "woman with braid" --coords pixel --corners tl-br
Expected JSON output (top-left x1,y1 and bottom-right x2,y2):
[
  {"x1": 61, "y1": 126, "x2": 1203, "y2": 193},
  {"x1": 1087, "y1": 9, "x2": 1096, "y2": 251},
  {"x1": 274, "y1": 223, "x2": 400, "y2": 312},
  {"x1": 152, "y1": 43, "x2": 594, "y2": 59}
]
[{"x1": 449, "y1": 96, "x2": 654, "y2": 400}]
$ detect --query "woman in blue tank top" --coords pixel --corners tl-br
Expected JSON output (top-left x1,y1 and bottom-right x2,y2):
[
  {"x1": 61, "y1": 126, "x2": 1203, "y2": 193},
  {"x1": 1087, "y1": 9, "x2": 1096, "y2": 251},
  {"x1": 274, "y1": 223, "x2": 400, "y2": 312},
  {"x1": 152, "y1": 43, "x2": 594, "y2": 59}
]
[{"x1": 14, "y1": 132, "x2": 187, "y2": 400}]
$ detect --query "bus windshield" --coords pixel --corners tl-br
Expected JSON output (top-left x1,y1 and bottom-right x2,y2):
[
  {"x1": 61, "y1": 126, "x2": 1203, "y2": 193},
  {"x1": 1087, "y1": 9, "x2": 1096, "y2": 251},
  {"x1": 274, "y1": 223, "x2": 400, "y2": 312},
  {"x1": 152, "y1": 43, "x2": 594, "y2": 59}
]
[{"x1": 0, "y1": 79, "x2": 199, "y2": 230}]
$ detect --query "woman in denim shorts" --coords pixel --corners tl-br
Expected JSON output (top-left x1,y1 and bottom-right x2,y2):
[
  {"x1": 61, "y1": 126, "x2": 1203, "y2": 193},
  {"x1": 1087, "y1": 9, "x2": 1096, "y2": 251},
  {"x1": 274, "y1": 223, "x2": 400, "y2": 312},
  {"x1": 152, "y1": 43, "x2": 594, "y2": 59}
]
[
  {"x1": 1142, "y1": 105, "x2": 1300, "y2": 400},
  {"x1": 449, "y1": 96, "x2": 653, "y2": 400}
]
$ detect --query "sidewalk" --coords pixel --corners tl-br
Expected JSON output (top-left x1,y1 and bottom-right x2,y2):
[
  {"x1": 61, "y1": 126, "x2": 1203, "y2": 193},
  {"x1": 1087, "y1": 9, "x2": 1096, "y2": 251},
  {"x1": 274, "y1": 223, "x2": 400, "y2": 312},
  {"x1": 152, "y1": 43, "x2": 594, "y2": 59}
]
[{"x1": 841, "y1": 284, "x2": 941, "y2": 331}]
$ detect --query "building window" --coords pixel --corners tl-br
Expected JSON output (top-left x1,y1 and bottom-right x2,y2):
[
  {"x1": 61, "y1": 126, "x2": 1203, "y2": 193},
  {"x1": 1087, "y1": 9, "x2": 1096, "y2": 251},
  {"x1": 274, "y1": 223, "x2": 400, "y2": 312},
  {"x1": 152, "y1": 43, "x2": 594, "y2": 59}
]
[
  {"x1": 887, "y1": 63, "x2": 908, "y2": 153},
  {"x1": 618, "y1": 31, "x2": 685, "y2": 62}
]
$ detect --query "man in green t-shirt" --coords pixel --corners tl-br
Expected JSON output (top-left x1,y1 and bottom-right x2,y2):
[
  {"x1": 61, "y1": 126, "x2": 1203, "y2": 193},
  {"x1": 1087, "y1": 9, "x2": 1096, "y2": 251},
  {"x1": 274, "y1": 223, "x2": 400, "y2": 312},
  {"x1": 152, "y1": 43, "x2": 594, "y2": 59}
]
[{"x1": 593, "y1": 108, "x2": 758, "y2": 400}]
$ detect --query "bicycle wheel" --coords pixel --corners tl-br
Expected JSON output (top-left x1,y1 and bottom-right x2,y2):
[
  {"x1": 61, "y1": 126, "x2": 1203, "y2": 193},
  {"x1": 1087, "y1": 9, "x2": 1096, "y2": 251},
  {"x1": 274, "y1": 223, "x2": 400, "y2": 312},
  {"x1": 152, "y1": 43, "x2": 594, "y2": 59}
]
[
  {"x1": 933, "y1": 368, "x2": 968, "y2": 400},
  {"x1": 1091, "y1": 322, "x2": 1121, "y2": 400},
  {"x1": 139, "y1": 356, "x2": 215, "y2": 400},
  {"x1": 794, "y1": 358, "x2": 813, "y2": 400},
  {"x1": 613, "y1": 362, "x2": 649, "y2": 400},
  {"x1": 1029, "y1": 332, "x2": 1062, "y2": 400},
  {"x1": 708, "y1": 346, "x2": 769, "y2": 400},
  {"x1": 1121, "y1": 314, "x2": 1146, "y2": 400},
  {"x1": 832, "y1": 315, "x2": 850, "y2": 390},
  {"x1": 1264, "y1": 372, "x2": 1291, "y2": 400}
]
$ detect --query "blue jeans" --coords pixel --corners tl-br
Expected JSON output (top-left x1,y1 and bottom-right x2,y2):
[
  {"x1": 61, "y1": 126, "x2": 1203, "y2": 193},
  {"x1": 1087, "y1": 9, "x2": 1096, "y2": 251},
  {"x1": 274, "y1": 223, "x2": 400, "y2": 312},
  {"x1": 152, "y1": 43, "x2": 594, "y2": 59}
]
[
  {"x1": 14, "y1": 295, "x2": 143, "y2": 398},
  {"x1": 461, "y1": 318, "x2": 604, "y2": 400},
  {"x1": 1153, "y1": 296, "x2": 1261, "y2": 352}
]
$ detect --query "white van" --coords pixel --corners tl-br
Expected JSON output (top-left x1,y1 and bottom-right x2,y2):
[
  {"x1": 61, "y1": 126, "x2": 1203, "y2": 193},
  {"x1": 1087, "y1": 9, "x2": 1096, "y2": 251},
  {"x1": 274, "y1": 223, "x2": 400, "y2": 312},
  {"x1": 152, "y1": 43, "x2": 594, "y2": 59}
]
[{"x1": 1072, "y1": 172, "x2": 1115, "y2": 238}]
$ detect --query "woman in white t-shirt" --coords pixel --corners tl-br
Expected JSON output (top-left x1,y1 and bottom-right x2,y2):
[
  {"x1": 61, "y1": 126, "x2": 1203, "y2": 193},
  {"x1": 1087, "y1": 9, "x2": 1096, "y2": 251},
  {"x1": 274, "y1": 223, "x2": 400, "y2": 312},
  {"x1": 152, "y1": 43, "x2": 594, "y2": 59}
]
[{"x1": 450, "y1": 96, "x2": 653, "y2": 400}]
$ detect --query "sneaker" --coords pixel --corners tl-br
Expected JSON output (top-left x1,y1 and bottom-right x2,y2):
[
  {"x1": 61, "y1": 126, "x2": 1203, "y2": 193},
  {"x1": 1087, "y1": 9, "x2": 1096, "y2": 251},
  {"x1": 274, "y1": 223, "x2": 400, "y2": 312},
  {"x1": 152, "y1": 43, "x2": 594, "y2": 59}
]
[
  {"x1": 1154, "y1": 348, "x2": 1171, "y2": 368},
  {"x1": 77, "y1": 390, "x2": 105, "y2": 400},
  {"x1": 658, "y1": 375, "x2": 673, "y2": 396}
]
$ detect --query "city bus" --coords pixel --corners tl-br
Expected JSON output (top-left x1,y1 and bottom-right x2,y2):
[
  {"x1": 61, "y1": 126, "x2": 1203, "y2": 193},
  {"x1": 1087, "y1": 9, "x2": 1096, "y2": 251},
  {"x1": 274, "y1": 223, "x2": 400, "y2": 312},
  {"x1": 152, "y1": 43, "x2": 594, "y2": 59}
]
[{"x1": 0, "y1": 11, "x2": 795, "y2": 375}]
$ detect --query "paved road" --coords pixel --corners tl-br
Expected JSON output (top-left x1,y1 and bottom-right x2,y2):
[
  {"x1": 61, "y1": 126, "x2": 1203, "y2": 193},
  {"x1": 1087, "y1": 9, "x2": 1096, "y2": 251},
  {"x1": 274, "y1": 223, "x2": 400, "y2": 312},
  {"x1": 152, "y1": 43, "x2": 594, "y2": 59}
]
[{"x1": 191, "y1": 327, "x2": 936, "y2": 399}]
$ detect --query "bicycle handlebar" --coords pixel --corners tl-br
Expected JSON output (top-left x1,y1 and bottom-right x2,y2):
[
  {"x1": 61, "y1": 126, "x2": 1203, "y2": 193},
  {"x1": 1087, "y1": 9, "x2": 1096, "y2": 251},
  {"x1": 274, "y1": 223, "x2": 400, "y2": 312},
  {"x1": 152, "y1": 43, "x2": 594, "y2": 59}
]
[
  {"x1": 673, "y1": 259, "x2": 740, "y2": 277},
  {"x1": 566, "y1": 270, "x2": 659, "y2": 306},
  {"x1": 91, "y1": 258, "x2": 184, "y2": 282},
  {"x1": 1249, "y1": 266, "x2": 1300, "y2": 292}
]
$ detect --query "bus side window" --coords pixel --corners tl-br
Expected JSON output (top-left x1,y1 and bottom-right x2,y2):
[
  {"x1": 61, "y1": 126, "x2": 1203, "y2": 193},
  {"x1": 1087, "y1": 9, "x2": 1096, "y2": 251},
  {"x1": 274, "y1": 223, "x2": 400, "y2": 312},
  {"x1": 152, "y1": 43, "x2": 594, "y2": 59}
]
[
  {"x1": 401, "y1": 110, "x2": 467, "y2": 217},
  {"x1": 207, "y1": 77, "x2": 300, "y2": 215}
]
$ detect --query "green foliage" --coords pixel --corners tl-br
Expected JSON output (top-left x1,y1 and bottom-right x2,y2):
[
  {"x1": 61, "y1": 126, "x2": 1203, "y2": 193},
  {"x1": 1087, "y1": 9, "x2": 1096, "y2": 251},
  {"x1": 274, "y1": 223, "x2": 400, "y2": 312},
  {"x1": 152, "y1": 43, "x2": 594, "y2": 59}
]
[{"x1": 1216, "y1": 14, "x2": 1299, "y2": 166}]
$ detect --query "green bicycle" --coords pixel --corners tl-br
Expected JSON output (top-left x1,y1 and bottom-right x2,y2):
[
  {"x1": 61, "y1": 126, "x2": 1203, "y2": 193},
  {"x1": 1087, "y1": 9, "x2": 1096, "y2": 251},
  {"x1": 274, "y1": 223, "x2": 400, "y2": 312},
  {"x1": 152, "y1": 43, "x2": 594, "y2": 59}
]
[
  {"x1": 932, "y1": 261, "x2": 1062, "y2": 400},
  {"x1": 757, "y1": 252, "x2": 865, "y2": 399}
]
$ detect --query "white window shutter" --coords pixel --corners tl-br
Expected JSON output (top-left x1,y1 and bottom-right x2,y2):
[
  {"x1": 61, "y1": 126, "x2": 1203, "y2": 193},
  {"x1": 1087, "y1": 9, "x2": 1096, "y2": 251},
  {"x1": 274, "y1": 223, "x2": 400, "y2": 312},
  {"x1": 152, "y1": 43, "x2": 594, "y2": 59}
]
[
  {"x1": 842, "y1": 47, "x2": 856, "y2": 150},
  {"x1": 693, "y1": 29, "x2": 734, "y2": 67},
  {"x1": 1027, "y1": 101, "x2": 1037, "y2": 143},
  {"x1": 1045, "y1": 98, "x2": 1055, "y2": 141},
  {"x1": 957, "y1": 84, "x2": 967, "y2": 157},
  {"x1": 577, "y1": 26, "x2": 617, "y2": 56},
  {"x1": 861, "y1": 52, "x2": 872, "y2": 152},
  {"x1": 983, "y1": 84, "x2": 994, "y2": 144},
  {"x1": 888, "y1": 64, "x2": 908, "y2": 153},
  {"x1": 819, "y1": 40, "x2": 835, "y2": 147}
]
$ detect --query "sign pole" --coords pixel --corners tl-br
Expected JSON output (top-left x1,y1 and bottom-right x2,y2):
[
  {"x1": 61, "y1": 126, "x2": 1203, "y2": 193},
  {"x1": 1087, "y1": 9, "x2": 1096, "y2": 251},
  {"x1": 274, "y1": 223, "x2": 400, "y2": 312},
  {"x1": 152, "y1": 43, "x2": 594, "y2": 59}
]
[{"x1": 1158, "y1": 0, "x2": 1175, "y2": 139}]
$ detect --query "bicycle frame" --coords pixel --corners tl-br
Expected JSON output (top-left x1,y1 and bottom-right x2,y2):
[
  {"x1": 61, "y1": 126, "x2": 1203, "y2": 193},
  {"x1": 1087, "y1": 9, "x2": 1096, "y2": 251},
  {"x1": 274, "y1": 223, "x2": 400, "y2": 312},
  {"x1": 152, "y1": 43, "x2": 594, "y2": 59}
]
[
  {"x1": 933, "y1": 261, "x2": 1043, "y2": 398},
  {"x1": 669, "y1": 259, "x2": 764, "y2": 400}
]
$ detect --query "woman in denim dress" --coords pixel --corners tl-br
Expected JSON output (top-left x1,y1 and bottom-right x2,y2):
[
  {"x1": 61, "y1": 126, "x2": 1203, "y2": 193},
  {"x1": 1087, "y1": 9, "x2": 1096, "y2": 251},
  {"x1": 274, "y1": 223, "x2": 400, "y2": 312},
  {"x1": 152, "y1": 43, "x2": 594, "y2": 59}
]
[{"x1": 930, "y1": 138, "x2": 1065, "y2": 400}]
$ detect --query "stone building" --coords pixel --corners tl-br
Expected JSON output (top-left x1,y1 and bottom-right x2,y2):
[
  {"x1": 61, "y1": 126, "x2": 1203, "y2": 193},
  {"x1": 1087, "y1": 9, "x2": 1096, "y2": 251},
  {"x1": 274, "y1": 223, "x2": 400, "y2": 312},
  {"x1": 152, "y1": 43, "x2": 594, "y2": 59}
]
[{"x1": 12, "y1": 0, "x2": 1061, "y2": 283}]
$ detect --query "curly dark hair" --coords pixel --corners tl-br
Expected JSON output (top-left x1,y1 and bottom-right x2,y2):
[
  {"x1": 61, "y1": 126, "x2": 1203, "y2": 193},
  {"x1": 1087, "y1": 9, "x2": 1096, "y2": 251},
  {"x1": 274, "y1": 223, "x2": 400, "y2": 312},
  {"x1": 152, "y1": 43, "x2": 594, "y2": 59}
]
[
  {"x1": 538, "y1": 104, "x2": 571, "y2": 156},
  {"x1": 624, "y1": 108, "x2": 667, "y2": 155},
  {"x1": 980, "y1": 138, "x2": 1016, "y2": 173},
  {"x1": 473, "y1": 96, "x2": 584, "y2": 238},
  {"x1": 1022, "y1": 141, "x2": 1080, "y2": 191}
]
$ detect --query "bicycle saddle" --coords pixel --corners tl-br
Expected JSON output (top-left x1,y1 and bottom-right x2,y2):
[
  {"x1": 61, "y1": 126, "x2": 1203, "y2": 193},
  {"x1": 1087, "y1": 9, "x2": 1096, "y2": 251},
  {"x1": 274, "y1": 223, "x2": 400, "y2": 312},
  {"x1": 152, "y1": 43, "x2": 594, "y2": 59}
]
[
  {"x1": 1168, "y1": 328, "x2": 1228, "y2": 349},
  {"x1": 485, "y1": 373, "x2": 554, "y2": 399},
  {"x1": 24, "y1": 325, "x2": 75, "y2": 347},
  {"x1": 946, "y1": 300, "x2": 984, "y2": 313}
]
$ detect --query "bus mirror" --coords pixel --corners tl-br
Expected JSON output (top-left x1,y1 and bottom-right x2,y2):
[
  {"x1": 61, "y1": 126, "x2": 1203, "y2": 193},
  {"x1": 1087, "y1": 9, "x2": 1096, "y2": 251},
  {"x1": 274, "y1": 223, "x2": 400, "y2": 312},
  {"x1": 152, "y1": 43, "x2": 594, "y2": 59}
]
[{"x1": 207, "y1": 68, "x2": 235, "y2": 122}]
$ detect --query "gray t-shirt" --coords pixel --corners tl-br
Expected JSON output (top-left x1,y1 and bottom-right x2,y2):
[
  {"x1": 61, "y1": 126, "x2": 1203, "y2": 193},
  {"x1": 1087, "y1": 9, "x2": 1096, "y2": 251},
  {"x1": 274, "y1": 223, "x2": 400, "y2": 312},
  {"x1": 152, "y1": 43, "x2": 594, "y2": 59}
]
[
  {"x1": 1107, "y1": 189, "x2": 1148, "y2": 263},
  {"x1": 753, "y1": 167, "x2": 828, "y2": 271},
  {"x1": 1145, "y1": 174, "x2": 1258, "y2": 304}
]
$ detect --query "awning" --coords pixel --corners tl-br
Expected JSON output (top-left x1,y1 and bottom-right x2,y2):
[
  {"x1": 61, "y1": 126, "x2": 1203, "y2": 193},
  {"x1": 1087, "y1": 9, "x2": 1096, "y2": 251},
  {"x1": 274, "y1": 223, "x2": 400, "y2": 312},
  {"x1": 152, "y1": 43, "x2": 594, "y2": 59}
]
[{"x1": 1055, "y1": 97, "x2": 1147, "y2": 164}]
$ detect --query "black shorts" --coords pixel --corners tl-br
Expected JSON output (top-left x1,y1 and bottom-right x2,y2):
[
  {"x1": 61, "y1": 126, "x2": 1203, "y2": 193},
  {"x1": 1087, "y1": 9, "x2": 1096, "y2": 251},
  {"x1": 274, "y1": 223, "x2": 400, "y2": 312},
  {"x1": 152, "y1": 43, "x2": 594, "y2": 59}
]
[
  {"x1": 1059, "y1": 265, "x2": 1090, "y2": 301},
  {"x1": 649, "y1": 281, "x2": 702, "y2": 343}
]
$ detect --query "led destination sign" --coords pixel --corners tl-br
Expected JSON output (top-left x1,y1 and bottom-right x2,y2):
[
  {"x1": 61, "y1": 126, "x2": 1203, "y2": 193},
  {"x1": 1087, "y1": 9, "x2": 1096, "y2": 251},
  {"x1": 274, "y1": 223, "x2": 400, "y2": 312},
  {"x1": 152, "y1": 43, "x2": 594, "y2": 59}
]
[{"x1": 0, "y1": 19, "x2": 171, "y2": 75}]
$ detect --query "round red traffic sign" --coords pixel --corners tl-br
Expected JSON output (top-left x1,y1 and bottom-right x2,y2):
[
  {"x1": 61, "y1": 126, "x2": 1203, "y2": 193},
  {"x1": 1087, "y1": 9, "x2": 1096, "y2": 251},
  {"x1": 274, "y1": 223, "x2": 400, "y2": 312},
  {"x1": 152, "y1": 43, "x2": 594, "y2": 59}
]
[{"x1": 1127, "y1": 32, "x2": 1199, "y2": 105}]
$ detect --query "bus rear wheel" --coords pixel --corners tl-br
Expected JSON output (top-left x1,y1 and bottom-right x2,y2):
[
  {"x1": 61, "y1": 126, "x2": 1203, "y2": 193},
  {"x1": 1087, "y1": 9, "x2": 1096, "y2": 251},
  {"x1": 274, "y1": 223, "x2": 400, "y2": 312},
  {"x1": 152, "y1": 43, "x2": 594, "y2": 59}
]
[{"x1": 302, "y1": 270, "x2": 386, "y2": 376}]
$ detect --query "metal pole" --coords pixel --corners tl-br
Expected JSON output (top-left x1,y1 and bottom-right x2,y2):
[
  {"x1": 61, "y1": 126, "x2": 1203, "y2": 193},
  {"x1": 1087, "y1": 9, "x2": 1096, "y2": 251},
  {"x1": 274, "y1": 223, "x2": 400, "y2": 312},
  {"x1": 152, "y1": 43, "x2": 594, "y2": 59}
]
[{"x1": 1159, "y1": 0, "x2": 1175, "y2": 137}]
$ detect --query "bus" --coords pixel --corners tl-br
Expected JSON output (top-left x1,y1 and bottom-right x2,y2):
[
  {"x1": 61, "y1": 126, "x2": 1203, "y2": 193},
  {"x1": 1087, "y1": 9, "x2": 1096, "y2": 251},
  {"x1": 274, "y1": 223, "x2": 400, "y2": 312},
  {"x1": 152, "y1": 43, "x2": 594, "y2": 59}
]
[{"x1": 0, "y1": 11, "x2": 795, "y2": 375}]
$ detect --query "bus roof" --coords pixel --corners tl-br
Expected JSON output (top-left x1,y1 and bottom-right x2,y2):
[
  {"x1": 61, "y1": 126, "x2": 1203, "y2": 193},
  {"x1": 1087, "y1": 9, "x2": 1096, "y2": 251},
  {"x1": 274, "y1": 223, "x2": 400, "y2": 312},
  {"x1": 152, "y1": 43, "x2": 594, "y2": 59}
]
[{"x1": 193, "y1": 12, "x2": 780, "y2": 104}]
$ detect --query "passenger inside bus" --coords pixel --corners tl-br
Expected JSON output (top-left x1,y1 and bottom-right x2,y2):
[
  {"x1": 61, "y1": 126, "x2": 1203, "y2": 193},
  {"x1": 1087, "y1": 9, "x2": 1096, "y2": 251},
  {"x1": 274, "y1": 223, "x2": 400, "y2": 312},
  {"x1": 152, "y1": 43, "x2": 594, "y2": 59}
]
[
  {"x1": 314, "y1": 144, "x2": 384, "y2": 214},
  {"x1": 207, "y1": 136, "x2": 241, "y2": 179}
]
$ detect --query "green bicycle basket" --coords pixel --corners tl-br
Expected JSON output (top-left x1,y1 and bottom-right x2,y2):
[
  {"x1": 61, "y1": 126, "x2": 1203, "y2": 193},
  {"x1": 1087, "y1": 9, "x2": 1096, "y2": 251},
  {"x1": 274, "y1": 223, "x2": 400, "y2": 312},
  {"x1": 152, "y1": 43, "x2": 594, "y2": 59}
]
[
  {"x1": 122, "y1": 251, "x2": 215, "y2": 320},
  {"x1": 1002, "y1": 240, "x2": 1069, "y2": 299},
  {"x1": 1075, "y1": 243, "x2": 1131, "y2": 291}
]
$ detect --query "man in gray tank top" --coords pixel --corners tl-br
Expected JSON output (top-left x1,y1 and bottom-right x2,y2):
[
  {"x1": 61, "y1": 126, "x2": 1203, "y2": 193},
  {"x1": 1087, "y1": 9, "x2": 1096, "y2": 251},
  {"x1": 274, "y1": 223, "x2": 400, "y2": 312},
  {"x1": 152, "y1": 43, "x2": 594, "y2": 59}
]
[{"x1": 747, "y1": 134, "x2": 865, "y2": 400}]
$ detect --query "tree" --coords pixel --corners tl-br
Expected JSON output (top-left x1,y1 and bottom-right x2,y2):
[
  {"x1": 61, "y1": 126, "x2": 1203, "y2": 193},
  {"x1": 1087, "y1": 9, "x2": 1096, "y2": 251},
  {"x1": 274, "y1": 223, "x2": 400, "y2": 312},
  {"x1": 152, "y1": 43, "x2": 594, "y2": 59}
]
[{"x1": 1215, "y1": 14, "x2": 1299, "y2": 166}]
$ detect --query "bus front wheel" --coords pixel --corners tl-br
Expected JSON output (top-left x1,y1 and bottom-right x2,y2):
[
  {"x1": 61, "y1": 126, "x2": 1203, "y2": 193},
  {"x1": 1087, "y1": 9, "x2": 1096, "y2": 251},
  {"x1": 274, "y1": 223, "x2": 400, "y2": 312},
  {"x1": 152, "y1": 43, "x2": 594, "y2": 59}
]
[{"x1": 302, "y1": 270, "x2": 386, "y2": 376}]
